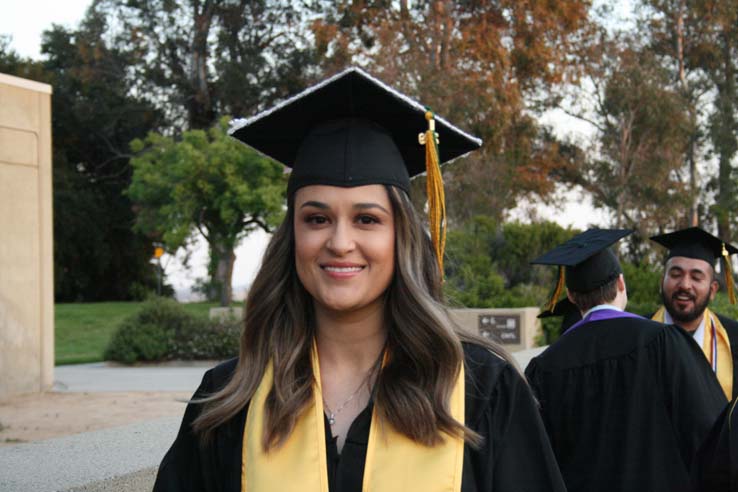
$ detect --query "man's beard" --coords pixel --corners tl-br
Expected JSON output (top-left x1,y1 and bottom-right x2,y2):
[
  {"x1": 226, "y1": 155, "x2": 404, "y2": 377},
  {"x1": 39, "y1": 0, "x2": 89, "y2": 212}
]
[{"x1": 662, "y1": 288, "x2": 711, "y2": 325}]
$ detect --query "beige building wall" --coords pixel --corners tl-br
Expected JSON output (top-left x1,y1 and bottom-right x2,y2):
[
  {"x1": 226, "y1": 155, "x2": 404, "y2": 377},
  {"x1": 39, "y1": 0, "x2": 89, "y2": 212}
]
[{"x1": 0, "y1": 73, "x2": 54, "y2": 399}]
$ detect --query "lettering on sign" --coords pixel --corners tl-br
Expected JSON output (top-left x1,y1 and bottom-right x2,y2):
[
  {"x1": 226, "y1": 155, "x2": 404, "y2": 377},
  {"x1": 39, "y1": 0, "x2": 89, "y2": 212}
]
[{"x1": 478, "y1": 314, "x2": 521, "y2": 344}]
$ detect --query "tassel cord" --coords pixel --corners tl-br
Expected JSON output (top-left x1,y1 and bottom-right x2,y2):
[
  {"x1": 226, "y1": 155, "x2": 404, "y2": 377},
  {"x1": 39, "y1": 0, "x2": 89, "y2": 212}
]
[
  {"x1": 422, "y1": 110, "x2": 446, "y2": 276},
  {"x1": 723, "y1": 244, "x2": 736, "y2": 304}
]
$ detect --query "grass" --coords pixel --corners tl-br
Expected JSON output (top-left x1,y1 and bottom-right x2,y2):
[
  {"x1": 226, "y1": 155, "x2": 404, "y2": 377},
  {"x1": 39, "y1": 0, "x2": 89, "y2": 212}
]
[{"x1": 55, "y1": 300, "x2": 218, "y2": 365}]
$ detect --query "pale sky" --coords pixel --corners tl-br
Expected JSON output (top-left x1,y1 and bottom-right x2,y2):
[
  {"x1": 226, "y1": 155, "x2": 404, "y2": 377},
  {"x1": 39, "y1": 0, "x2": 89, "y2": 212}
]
[
  {"x1": 1, "y1": 0, "x2": 614, "y2": 300},
  {"x1": 1, "y1": 0, "x2": 93, "y2": 59}
]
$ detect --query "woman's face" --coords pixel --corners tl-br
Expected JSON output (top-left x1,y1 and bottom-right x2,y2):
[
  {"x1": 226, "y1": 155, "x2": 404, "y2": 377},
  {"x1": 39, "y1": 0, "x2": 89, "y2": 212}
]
[{"x1": 294, "y1": 184, "x2": 395, "y2": 316}]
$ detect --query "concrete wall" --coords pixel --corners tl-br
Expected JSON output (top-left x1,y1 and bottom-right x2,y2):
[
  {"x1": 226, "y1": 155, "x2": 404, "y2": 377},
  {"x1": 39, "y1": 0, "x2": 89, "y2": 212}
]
[
  {"x1": 450, "y1": 307, "x2": 540, "y2": 352},
  {"x1": 0, "y1": 72, "x2": 54, "y2": 399}
]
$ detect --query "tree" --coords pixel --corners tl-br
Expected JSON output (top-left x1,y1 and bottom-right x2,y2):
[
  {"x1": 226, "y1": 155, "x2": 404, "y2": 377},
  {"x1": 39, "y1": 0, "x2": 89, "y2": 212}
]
[
  {"x1": 639, "y1": 0, "x2": 738, "y2": 241},
  {"x1": 93, "y1": 0, "x2": 319, "y2": 129},
  {"x1": 2, "y1": 15, "x2": 165, "y2": 301},
  {"x1": 128, "y1": 118, "x2": 286, "y2": 306},
  {"x1": 639, "y1": 0, "x2": 712, "y2": 227},
  {"x1": 559, "y1": 37, "x2": 693, "y2": 236},
  {"x1": 310, "y1": 0, "x2": 594, "y2": 223}
]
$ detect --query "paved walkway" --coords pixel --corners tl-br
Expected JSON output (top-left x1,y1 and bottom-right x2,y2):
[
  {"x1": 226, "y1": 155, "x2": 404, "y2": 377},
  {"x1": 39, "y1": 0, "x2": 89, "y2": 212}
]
[
  {"x1": 53, "y1": 361, "x2": 214, "y2": 392},
  {"x1": 0, "y1": 416, "x2": 179, "y2": 492}
]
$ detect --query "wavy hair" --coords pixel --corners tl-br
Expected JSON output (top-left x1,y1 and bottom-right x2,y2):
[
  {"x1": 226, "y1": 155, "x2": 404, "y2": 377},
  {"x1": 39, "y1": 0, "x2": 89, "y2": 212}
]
[{"x1": 193, "y1": 185, "x2": 516, "y2": 449}]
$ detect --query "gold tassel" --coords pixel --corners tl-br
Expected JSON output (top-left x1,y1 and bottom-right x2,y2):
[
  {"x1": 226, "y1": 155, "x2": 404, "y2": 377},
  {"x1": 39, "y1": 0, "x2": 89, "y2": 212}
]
[
  {"x1": 722, "y1": 243, "x2": 736, "y2": 304},
  {"x1": 419, "y1": 110, "x2": 446, "y2": 275},
  {"x1": 545, "y1": 266, "x2": 566, "y2": 312}
]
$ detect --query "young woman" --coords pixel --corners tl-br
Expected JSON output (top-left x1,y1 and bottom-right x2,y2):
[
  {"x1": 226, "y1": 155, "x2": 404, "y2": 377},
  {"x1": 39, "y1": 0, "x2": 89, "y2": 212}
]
[{"x1": 153, "y1": 68, "x2": 565, "y2": 492}]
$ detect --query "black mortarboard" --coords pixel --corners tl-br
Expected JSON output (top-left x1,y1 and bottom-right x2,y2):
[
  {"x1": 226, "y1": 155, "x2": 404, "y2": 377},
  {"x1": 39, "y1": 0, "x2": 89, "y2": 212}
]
[
  {"x1": 537, "y1": 298, "x2": 582, "y2": 334},
  {"x1": 228, "y1": 67, "x2": 482, "y2": 274},
  {"x1": 538, "y1": 297, "x2": 578, "y2": 319},
  {"x1": 531, "y1": 229, "x2": 633, "y2": 309},
  {"x1": 650, "y1": 227, "x2": 738, "y2": 266},
  {"x1": 228, "y1": 67, "x2": 482, "y2": 196},
  {"x1": 650, "y1": 227, "x2": 738, "y2": 303}
]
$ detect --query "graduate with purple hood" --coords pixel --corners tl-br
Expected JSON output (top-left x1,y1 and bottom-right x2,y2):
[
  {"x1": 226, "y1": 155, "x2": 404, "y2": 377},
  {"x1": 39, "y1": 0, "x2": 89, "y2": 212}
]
[{"x1": 526, "y1": 228, "x2": 726, "y2": 492}]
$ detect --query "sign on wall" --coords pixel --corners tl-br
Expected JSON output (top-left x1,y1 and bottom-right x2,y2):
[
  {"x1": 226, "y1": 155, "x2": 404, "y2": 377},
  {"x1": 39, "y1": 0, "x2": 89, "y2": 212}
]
[{"x1": 478, "y1": 314, "x2": 521, "y2": 344}]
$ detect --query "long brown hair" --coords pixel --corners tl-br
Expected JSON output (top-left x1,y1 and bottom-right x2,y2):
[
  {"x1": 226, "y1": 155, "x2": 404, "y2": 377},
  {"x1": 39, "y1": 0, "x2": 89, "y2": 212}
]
[{"x1": 193, "y1": 185, "x2": 516, "y2": 449}]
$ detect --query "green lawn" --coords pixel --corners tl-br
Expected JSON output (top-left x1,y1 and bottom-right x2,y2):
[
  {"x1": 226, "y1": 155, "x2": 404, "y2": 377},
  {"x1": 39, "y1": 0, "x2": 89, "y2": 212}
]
[{"x1": 55, "y1": 301, "x2": 218, "y2": 365}]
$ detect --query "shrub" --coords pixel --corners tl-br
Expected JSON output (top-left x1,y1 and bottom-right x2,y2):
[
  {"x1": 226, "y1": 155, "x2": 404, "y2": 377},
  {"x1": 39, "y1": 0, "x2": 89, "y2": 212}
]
[{"x1": 104, "y1": 297, "x2": 240, "y2": 363}]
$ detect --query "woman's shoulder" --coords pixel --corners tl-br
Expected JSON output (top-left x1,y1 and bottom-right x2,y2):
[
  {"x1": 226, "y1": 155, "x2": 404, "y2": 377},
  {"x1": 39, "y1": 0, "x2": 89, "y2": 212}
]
[
  {"x1": 201, "y1": 357, "x2": 239, "y2": 392},
  {"x1": 461, "y1": 341, "x2": 538, "y2": 433},
  {"x1": 461, "y1": 341, "x2": 522, "y2": 401},
  {"x1": 462, "y1": 341, "x2": 513, "y2": 376}
]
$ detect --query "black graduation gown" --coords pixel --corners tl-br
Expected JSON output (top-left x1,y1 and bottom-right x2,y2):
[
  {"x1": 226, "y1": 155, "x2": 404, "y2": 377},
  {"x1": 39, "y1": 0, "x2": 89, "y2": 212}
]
[
  {"x1": 717, "y1": 313, "x2": 738, "y2": 400},
  {"x1": 154, "y1": 343, "x2": 566, "y2": 492},
  {"x1": 649, "y1": 310, "x2": 738, "y2": 399},
  {"x1": 525, "y1": 316, "x2": 727, "y2": 492},
  {"x1": 692, "y1": 397, "x2": 738, "y2": 491}
]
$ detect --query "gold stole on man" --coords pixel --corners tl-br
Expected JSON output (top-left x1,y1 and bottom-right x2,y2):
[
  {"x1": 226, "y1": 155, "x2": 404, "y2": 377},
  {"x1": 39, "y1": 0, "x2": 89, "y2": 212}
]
[
  {"x1": 653, "y1": 306, "x2": 733, "y2": 399},
  {"x1": 241, "y1": 346, "x2": 465, "y2": 492}
]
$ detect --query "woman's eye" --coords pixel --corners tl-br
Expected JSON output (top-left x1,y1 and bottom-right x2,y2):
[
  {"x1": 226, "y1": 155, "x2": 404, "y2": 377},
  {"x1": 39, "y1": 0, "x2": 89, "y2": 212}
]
[
  {"x1": 357, "y1": 215, "x2": 379, "y2": 225},
  {"x1": 306, "y1": 215, "x2": 328, "y2": 225}
]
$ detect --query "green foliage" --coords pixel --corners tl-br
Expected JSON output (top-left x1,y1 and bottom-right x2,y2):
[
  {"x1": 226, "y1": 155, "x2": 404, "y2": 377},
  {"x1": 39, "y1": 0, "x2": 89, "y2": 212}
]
[
  {"x1": 711, "y1": 293, "x2": 738, "y2": 320},
  {"x1": 445, "y1": 218, "x2": 577, "y2": 308},
  {"x1": 104, "y1": 298, "x2": 240, "y2": 364},
  {"x1": 444, "y1": 218, "x2": 578, "y2": 344},
  {"x1": 127, "y1": 118, "x2": 286, "y2": 305},
  {"x1": 622, "y1": 261, "x2": 662, "y2": 316},
  {"x1": 56, "y1": 302, "x2": 145, "y2": 365}
]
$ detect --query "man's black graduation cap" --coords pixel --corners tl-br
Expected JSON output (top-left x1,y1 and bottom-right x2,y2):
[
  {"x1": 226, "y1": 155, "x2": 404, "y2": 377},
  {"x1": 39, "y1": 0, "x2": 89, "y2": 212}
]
[
  {"x1": 537, "y1": 298, "x2": 582, "y2": 334},
  {"x1": 538, "y1": 298, "x2": 578, "y2": 319},
  {"x1": 531, "y1": 228, "x2": 633, "y2": 309},
  {"x1": 650, "y1": 226, "x2": 738, "y2": 303},
  {"x1": 228, "y1": 67, "x2": 482, "y2": 196},
  {"x1": 650, "y1": 227, "x2": 738, "y2": 266}
]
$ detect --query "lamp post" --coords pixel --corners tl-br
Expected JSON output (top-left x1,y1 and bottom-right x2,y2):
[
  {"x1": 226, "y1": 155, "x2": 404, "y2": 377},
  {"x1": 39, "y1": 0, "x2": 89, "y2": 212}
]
[{"x1": 153, "y1": 244, "x2": 164, "y2": 296}]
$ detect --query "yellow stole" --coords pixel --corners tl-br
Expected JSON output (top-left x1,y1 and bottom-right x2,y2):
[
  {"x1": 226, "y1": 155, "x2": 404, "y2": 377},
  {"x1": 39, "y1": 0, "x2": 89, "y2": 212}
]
[
  {"x1": 653, "y1": 306, "x2": 733, "y2": 399},
  {"x1": 242, "y1": 346, "x2": 465, "y2": 492}
]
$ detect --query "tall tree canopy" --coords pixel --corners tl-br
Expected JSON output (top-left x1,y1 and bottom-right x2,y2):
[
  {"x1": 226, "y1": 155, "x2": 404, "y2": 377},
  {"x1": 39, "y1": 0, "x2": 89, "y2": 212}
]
[
  {"x1": 559, "y1": 38, "x2": 693, "y2": 235},
  {"x1": 639, "y1": 0, "x2": 738, "y2": 241},
  {"x1": 311, "y1": 0, "x2": 594, "y2": 222},
  {"x1": 93, "y1": 0, "x2": 319, "y2": 129}
]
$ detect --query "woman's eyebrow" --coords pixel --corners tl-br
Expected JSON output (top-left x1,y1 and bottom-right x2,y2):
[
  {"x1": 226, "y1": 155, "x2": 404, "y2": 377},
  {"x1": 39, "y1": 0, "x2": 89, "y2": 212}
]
[
  {"x1": 299, "y1": 200, "x2": 329, "y2": 209},
  {"x1": 354, "y1": 203, "x2": 390, "y2": 214}
]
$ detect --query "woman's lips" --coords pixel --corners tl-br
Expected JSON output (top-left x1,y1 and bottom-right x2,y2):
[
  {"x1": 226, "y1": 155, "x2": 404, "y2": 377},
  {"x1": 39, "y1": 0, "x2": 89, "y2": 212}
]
[{"x1": 321, "y1": 264, "x2": 365, "y2": 278}]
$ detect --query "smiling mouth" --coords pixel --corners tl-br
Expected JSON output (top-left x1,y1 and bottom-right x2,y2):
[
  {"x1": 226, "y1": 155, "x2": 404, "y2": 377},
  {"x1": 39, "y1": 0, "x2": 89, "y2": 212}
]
[
  {"x1": 673, "y1": 293, "x2": 695, "y2": 303},
  {"x1": 321, "y1": 266, "x2": 365, "y2": 273}
]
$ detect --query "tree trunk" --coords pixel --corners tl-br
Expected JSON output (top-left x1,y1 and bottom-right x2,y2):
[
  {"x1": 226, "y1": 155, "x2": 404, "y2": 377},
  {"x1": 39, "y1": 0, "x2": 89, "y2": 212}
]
[
  {"x1": 188, "y1": 0, "x2": 217, "y2": 129},
  {"x1": 675, "y1": 1, "x2": 700, "y2": 226},
  {"x1": 715, "y1": 32, "x2": 737, "y2": 242},
  {"x1": 211, "y1": 241, "x2": 236, "y2": 307}
]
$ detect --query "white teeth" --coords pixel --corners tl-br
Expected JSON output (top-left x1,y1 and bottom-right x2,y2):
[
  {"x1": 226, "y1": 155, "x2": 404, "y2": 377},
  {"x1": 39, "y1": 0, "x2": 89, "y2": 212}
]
[{"x1": 323, "y1": 266, "x2": 363, "y2": 273}]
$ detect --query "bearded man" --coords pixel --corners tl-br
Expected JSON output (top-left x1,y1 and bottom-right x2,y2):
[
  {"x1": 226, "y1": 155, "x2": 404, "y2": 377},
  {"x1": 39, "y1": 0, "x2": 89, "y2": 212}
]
[{"x1": 651, "y1": 227, "x2": 738, "y2": 400}]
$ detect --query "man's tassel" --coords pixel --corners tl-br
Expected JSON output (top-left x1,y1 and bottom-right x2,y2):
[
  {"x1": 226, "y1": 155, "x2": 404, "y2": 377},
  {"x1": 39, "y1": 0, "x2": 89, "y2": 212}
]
[
  {"x1": 722, "y1": 244, "x2": 736, "y2": 304},
  {"x1": 420, "y1": 110, "x2": 446, "y2": 275},
  {"x1": 545, "y1": 266, "x2": 566, "y2": 312}
]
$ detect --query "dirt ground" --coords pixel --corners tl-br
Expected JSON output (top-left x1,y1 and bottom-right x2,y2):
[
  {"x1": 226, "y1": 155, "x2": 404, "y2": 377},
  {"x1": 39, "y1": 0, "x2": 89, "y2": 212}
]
[{"x1": 0, "y1": 392, "x2": 190, "y2": 445}]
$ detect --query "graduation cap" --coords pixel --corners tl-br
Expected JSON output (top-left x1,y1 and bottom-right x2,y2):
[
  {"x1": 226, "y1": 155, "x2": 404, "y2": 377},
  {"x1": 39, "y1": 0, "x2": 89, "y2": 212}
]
[
  {"x1": 228, "y1": 67, "x2": 482, "y2": 273},
  {"x1": 650, "y1": 227, "x2": 738, "y2": 304},
  {"x1": 537, "y1": 298, "x2": 581, "y2": 334},
  {"x1": 531, "y1": 229, "x2": 633, "y2": 311},
  {"x1": 537, "y1": 297, "x2": 578, "y2": 319}
]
